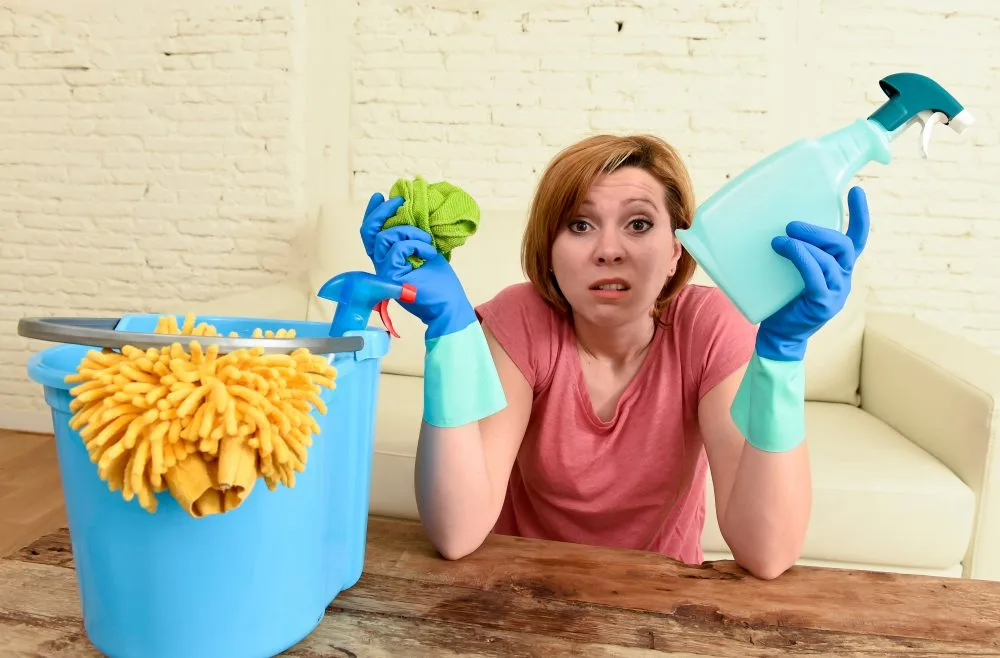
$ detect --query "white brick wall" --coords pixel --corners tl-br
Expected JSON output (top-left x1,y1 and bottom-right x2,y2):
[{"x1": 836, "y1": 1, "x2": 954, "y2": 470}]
[
  {"x1": 2, "y1": 0, "x2": 998, "y2": 426},
  {"x1": 0, "y1": 1, "x2": 313, "y2": 422},
  {"x1": 809, "y1": 2, "x2": 1000, "y2": 355},
  {"x1": 350, "y1": 0, "x2": 1000, "y2": 353}
]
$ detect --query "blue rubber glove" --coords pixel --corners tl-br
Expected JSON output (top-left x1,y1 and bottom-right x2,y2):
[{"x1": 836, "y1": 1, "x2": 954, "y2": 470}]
[
  {"x1": 731, "y1": 186, "x2": 870, "y2": 453},
  {"x1": 360, "y1": 192, "x2": 405, "y2": 262},
  {"x1": 757, "y1": 185, "x2": 871, "y2": 361},
  {"x1": 370, "y1": 225, "x2": 476, "y2": 340},
  {"x1": 363, "y1": 220, "x2": 507, "y2": 428}
]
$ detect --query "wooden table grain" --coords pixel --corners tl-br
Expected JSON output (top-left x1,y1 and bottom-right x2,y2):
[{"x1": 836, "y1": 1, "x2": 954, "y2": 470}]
[{"x1": 2, "y1": 516, "x2": 999, "y2": 657}]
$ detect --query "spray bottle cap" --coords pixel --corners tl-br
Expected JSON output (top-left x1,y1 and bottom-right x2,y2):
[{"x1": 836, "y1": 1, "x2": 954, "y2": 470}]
[
  {"x1": 868, "y1": 72, "x2": 974, "y2": 159},
  {"x1": 317, "y1": 271, "x2": 416, "y2": 338}
]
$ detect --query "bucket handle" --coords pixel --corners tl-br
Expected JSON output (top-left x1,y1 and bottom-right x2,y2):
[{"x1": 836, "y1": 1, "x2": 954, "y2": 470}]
[{"x1": 17, "y1": 317, "x2": 365, "y2": 355}]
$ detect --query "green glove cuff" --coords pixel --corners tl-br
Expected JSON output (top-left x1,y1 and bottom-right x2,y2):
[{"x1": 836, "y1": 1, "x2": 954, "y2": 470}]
[
  {"x1": 423, "y1": 321, "x2": 508, "y2": 428},
  {"x1": 730, "y1": 351, "x2": 805, "y2": 453}
]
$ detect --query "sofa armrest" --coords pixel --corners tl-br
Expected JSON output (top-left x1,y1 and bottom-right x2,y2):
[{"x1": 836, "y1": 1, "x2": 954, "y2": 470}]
[
  {"x1": 184, "y1": 276, "x2": 312, "y2": 322},
  {"x1": 860, "y1": 311, "x2": 1000, "y2": 580}
]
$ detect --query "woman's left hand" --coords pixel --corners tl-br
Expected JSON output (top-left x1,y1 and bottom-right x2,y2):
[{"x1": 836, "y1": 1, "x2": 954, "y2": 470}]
[{"x1": 756, "y1": 185, "x2": 871, "y2": 361}]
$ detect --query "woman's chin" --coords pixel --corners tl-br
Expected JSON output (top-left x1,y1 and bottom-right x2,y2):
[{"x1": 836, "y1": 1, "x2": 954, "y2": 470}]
[{"x1": 568, "y1": 296, "x2": 654, "y2": 328}]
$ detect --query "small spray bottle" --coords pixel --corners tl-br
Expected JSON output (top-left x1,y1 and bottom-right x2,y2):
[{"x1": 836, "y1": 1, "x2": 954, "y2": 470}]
[
  {"x1": 675, "y1": 72, "x2": 974, "y2": 324},
  {"x1": 318, "y1": 271, "x2": 416, "y2": 338}
]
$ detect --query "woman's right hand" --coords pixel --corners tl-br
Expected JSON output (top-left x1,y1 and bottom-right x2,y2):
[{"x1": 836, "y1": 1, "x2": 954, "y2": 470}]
[{"x1": 361, "y1": 198, "x2": 476, "y2": 341}]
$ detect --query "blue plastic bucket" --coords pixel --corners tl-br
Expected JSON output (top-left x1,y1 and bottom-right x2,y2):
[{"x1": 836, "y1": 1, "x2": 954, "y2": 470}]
[{"x1": 25, "y1": 314, "x2": 389, "y2": 658}]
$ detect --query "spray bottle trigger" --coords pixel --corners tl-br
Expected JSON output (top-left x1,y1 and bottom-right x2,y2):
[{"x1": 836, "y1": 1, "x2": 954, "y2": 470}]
[
  {"x1": 374, "y1": 299, "x2": 399, "y2": 338},
  {"x1": 917, "y1": 110, "x2": 949, "y2": 159},
  {"x1": 373, "y1": 284, "x2": 415, "y2": 339}
]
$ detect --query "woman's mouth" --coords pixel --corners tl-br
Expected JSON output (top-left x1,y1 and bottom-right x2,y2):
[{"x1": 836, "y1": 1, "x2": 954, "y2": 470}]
[{"x1": 589, "y1": 278, "x2": 630, "y2": 299}]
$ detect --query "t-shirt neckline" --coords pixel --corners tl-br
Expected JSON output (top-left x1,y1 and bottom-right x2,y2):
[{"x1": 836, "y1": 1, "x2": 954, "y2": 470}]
[{"x1": 567, "y1": 320, "x2": 663, "y2": 430}]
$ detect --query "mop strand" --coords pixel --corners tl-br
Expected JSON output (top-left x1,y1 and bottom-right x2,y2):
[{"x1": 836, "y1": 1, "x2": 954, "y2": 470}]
[{"x1": 64, "y1": 313, "x2": 338, "y2": 517}]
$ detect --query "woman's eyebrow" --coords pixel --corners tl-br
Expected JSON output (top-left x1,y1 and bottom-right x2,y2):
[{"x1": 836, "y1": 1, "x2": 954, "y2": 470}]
[
  {"x1": 622, "y1": 197, "x2": 658, "y2": 209},
  {"x1": 578, "y1": 197, "x2": 659, "y2": 210}
]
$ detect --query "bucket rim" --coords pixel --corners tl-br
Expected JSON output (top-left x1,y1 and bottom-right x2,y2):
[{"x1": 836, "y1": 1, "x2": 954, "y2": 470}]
[
  {"x1": 27, "y1": 346, "x2": 79, "y2": 391},
  {"x1": 25, "y1": 328, "x2": 391, "y2": 392},
  {"x1": 17, "y1": 316, "x2": 366, "y2": 356}
]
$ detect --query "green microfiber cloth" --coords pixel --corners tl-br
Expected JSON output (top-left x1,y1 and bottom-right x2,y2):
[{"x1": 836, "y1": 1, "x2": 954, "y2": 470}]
[{"x1": 383, "y1": 175, "x2": 480, "y2": 268}]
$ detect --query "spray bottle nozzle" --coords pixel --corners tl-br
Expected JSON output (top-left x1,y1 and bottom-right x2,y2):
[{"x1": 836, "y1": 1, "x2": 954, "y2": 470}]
[
  {"x1": 915, "y1": 109, "x2": 975, "y2": 158},
  {"x1": 868, "y1": 72, "x2": 974, "y2": 159},
  {"x1": 317, "y1": 271, "x2": 416, "y2": 338}
]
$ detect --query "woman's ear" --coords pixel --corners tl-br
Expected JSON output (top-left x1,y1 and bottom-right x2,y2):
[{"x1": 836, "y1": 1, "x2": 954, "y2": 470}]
[{"x1": 668, "y1": 234, "x2": 682, "y2": 274}]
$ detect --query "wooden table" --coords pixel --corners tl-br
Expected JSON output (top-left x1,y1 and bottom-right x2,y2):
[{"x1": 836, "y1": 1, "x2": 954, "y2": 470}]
[{"x1": 2, "y1": 517, "x2": 999, "y2": 656}]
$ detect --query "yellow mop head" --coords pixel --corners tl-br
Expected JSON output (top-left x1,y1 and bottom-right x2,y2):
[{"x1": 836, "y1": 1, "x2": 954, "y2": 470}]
[{"x1": 65, "y1": 313, "x2": 338, "y2": 517}]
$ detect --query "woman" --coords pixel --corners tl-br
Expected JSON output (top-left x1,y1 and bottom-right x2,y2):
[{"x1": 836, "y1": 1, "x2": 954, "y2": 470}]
[{"x1": 360, "y1": 134, "x2": 869, "y2": 580}]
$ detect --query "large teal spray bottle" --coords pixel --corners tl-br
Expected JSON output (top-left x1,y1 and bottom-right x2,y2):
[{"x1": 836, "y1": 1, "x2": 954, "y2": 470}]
[{"x1": 675, "y1": 72, "x2": 974, "y2": 324}]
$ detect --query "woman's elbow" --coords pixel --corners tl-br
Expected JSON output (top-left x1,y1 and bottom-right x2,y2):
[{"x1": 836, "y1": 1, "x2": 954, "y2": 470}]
[
  {"x1": 437, "y1": 543, "x2": 475, "y2": 561},
  {"x1": 432, "y1": 534, "x2": 485, "y2": 561},
  {"x1": 733, "y1": 547, "x2": 799, "y2": 580},
  {"x1": 742, "y1": 556, "x2": 794, "y2": 580},
  {"x1": 722, "y1": 523, "x2": 804, "y2": 580},
  {"x1": 726, "y1": 532, "x2": 800, "y2": 579},
  {"x1": 420, "y1": 515, "x2": 489, "y2": 561}
]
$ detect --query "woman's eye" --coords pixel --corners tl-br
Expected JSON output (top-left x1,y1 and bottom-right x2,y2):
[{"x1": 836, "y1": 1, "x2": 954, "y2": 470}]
[
  {"x1": 629, "y1": 218, "x2": 652, "y2": 232},
  {"x1": 569, "y1": 220, "x2": 590, "y2": 232}
]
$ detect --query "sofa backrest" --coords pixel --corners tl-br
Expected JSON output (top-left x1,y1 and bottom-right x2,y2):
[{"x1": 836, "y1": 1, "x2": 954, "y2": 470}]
[{"x1": 307, "y1": 198, "x2": 866, "y2": 406}]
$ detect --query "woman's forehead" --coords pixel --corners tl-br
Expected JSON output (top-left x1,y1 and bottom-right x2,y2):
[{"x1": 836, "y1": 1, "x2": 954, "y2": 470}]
[{"x1": 582, "y1": 169, "x2": 665, "y2": 207}]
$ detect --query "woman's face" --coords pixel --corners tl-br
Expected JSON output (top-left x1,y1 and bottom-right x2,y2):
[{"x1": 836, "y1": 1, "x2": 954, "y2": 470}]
[{"x1": 550, "y1": 166, "x2": 681, "y2": 328}]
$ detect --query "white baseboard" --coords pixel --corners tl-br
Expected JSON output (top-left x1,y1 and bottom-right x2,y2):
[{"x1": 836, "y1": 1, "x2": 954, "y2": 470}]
[{"x1": 0, "y1": 410, "x2": 53, "y2": 434}]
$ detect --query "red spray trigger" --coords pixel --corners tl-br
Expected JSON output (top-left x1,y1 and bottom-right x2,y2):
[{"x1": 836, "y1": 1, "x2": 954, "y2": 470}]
[
  {"x1": 374, "y1": 300, "x2": 396, "y2": 337},
  {"x1": 373, "y1": 284, "x2": 416, "y2": 338}
]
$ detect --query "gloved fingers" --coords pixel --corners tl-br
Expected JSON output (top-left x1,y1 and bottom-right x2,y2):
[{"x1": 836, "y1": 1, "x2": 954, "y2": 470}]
[
  {"x1": 845, "y1": 186, "x2": 871, "y2": 259},
  {"x1": 378, "y1": 239, "x2": 440, "y2": 278},
  {"x1": 798, "y1": 240, "x2": 844, "y2": 293},
  {"x1": 368, "y1": 193, "x2": 404, "y2": 221},
  {"x1": 772, "y1": 236, "x2": 838, "y2": 297},
  {"x1": 373, "y1": 225, "x2": 434, "y2": 265},
  {"x1": 784, "y1": 221, "x2": 855, "y2": 271},
  {"x1": 364, "y1": 192, "x2": 385, "y2": 219},
  {"x1": 360, "y1": 192, "x2": 385, "y2": 257},
  {"x1": 361, "y1": 194, "x2": 405, "y2": 258}
]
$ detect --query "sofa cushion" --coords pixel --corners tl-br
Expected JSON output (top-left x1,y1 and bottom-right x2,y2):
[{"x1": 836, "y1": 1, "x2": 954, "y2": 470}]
[
  {"x1": 701, "y1": 401, "x2": 976, "y2": 570},
  {"x1": 369, "y1": 372, "x2": 423, "y2": 520}
]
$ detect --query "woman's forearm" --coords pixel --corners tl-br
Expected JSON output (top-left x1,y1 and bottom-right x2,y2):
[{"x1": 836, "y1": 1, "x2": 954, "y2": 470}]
[
  {"x1": 414, "y1": 420, "x2": 499, "y2": 560},
  {"x1": 360, "y1": 198, "x2": 527, "y2": 561},
  {"x1": 721, "y1": 442, "x2": 811, "y2": 579},
  {"x1": 411, "y1": 319, "x2": 532, "y2": 561},
  {"x1": 723, "y1": 347, "x2": 812, "y2": 579}
]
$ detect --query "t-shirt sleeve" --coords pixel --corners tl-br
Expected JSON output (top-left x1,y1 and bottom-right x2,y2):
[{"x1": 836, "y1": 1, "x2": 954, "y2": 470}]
[
  {"x1": 678, "y1": 286, "x2": 758, "y2": 400},
  {"x1": 475, "y1": 283, "x2": 558, "y2": 392}
]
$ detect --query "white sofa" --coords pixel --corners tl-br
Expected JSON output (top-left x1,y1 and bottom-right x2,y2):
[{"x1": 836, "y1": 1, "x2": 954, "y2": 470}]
[{"x1": 193, "y1": 198, "x2": 1000, "y2": 581}]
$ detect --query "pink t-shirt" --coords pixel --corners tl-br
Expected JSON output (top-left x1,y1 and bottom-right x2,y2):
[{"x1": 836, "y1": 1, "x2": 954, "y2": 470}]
[{"x1": 475, "y1": 282, "x2": 756, "y2": 565}]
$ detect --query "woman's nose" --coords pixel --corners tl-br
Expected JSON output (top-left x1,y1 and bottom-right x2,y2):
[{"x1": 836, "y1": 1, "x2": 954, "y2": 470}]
[{"x1": 595, "y1": 232, "x2": 625, "y2": 264}]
